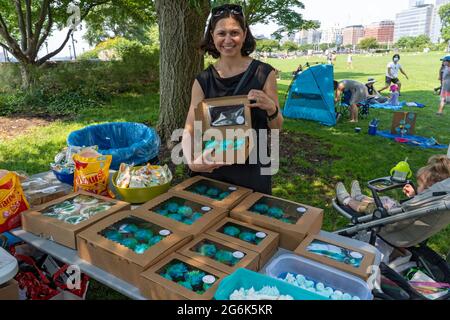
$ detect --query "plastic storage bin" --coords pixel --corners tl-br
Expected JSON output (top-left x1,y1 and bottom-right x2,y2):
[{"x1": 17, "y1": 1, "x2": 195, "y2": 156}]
[
  {"x1": 67, "y1": 122, "x2": 160, "y2": 170},
  {"x1": 52, "y1": 170, "x2": 74, "y2": 186},
  {"x1": 266, "y1": 253, "x2": 373, "y2": 300},
  {"x1": 214, "y1": 268, "x2": 326, "y2": 300}
]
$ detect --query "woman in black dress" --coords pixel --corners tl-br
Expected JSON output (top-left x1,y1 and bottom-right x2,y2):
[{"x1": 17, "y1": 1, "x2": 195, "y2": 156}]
[{"x1": 181, "y1": 4, "x2": 283, "y2": 194}]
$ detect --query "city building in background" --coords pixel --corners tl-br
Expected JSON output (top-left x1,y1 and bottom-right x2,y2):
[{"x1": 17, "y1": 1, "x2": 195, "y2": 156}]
[
  {"x1": 320, "y1": 26, "x2": 343, "y2": 45},
  {"x1": 394, "y1": 2, "x2": 434, "y2": 42},
  {"x1": 343, "y1": 25, "x2": 365, "y2": 46},
  {"x1": 363, "y1": 20, "x2": 395, "y2": 44}
]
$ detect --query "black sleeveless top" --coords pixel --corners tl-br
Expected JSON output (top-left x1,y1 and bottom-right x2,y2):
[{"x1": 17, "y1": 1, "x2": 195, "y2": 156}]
[{"x1": 194, "y1": 60, "x2": 275, "y2": 194}]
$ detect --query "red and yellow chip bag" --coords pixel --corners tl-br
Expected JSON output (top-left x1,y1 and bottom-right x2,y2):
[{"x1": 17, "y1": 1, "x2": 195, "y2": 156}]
[
  {"x1": 0, "y1": 170, "x2": 30, "y2": 233},
  {"x1": 73, "y1": 154, "x2": 114, "y2": 198}
]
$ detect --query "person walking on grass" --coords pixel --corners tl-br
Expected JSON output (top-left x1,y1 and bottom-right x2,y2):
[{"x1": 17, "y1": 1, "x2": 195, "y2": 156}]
[
  {"x1": 437, "y1": 56, "x2": 450, "y2": 116},
  {"x1": 347, "y1": 54, "x2": 353, "y2": 69},
  {"x1": 379, "y1": 54, "x2": 409, "y2": 95}
]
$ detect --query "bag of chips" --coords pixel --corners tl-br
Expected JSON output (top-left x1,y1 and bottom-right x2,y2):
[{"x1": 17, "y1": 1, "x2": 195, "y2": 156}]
[
  {"x1": 73, "y1": 153, "x2": 114, "y2": 198},
  {"x1": 0, "y1": 170, "x2": 30, "y2": 233}
]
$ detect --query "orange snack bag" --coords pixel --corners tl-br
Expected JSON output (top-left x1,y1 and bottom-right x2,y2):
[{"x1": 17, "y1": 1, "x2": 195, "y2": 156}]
[
  {"x1": 73, "y1": 154, "x2": 114, "y2": 198},
  {"x1": 0, "y1": 170, "x2": 30, "y2": 233}
]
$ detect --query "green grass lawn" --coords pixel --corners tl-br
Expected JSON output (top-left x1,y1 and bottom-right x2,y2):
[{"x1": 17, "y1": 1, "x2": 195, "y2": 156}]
[{"x1": 0, "y1": 51, "x2": 449, "y2": 299}]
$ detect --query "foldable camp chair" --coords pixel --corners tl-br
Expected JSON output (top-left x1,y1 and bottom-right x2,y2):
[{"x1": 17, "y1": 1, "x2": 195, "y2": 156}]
[{"x1": 337, "y1": 90, "x2": 370, "y2": 121}]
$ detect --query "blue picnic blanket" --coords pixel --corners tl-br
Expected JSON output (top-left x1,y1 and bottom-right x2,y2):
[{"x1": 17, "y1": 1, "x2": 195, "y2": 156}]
[
  {"x1": 376, "y1": 131, "x2": 447, "y2": 149},
  {"x1": 369, "y1": 101, "x2": 425, "y2": 111}
]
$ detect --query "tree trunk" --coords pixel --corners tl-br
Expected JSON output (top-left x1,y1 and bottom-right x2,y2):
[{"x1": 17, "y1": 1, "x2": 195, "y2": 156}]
[
  {"x1": 155, "y1": 0, "x2": 210, "y2": 146},
  {"x1": 19, "y1": 63, "x2": 32, "y2": 90}
]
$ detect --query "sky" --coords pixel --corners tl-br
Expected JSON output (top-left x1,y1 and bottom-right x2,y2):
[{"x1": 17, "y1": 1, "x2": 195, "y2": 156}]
[
  {"x1": 252, "y1": 0, "x2": 414, "y2": 35},
  {"x1": 1, "y1": 0, "x2": 431, "y2": 60}
]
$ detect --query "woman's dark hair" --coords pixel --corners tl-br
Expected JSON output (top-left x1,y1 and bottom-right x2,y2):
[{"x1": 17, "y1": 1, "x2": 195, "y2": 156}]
[
  {"x1": 393, "y1": 54, "x2": 400, "y2": 60},
  {"x1": 334, "y1": 80, "x2": 339, "y2": 91},
  {"x1": 200, "y1": 5, "x2": 256, "y2": 59}
]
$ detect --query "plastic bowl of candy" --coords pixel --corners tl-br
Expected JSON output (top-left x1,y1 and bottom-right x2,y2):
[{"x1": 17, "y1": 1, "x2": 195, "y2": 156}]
[
  {"x1": 52, "y1": 170, "x2": 74, "y2": 186},
  {"x1": 112, "y1": 165, "x2": 172, "y2": 204}
]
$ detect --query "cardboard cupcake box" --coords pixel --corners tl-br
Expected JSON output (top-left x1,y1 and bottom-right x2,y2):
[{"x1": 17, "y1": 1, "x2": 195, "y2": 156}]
[
  {"x1": 177, "y1": 234, "x2": 259, "y2": 274},
  {"x1": 170, "y1": 176, "x2": 252, "y2": 210},
  {"x1": 77, "y1": 210, "x2": 192, "y2": 287},
  {"x1": 135, "y1": 192, "x2": 228, "y2": 237},
  {"x1": 21, "y1": 191, "x2": 130, "y2": 249},
  {"x1": 231, "y1": 193, "x2": 323, "y2": 250},
  {"x1": 139, "y1": 253, "x2": 227, "y2": 300},
  {"x1": 206, "y1": 218, "x2": 279, "y2": 270},
  {"x1": 195, "y1": 96, "x2": 255, "y2": 164},
  {"x1": 294, "y1": 233, "x2": 376, "y2": 280}
]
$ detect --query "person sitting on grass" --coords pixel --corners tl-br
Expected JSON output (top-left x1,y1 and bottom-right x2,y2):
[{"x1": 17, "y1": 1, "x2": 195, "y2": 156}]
[
  {"x1": 335, "y1": 155, "x2": 450, "y2": 215},
  {"x1": 365, "y1": 78, "x2": 387, "y2": 104}
]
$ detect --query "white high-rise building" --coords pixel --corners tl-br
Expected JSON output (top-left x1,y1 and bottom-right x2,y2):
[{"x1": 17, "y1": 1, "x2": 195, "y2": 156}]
[
  {"x1": 394, "y1": 4, "x2": 434, "y2": 42},
  {"x1": 320, "y1": 27, "x2": 343, "y2": 45},
  {"x1": 431, "y1": 0, "x2": 450, "y2": 43}
]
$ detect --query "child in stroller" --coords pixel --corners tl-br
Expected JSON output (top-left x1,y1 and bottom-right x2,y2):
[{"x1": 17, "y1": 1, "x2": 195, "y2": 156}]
[
  {"x1": 335, "y1": 155, "x2": 450, "y2": 215},
  {"x1": 333, "y1": 154, "x2": 450, "y2": 300}
]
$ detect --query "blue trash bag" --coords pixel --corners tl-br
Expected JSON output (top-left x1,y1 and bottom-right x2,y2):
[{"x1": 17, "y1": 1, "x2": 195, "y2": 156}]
[{"x1": 67, "y1": 122, "x2": 160, "y2": 170}]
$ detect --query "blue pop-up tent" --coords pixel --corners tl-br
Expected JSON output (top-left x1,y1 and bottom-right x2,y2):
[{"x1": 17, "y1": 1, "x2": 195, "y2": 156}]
[{"x1": 283, "y1": 64, "x2": 336, "y2": 126}]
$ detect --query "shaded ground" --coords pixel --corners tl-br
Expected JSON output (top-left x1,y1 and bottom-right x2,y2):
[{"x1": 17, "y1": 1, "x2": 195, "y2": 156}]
[{"x1": 0, "y1": 116, "x2": 52, "y2": 140}]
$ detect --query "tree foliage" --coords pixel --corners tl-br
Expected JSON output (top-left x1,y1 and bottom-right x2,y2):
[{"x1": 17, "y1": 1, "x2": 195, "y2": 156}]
[
  {"x1": 396, "y1": 35, "x2": 432, "y2": 49},
  {"x1": 83, "y1": 0, "x2": 156, "y2": 46},
  {"x1": 211, "y1": 0, "x2": 319, "y2": 38},
  {"x1": 358, "y1": 37, "x2": 379, "y2": 50},
  {"x1": 440, "y1": 3, "x2": 450, "y2": 43},
  {"x1": 281, "y1": 40, "x2": 298, "y2": 52},
  {"x1": 256, "y1": 39, "x2": 279, "y2": 52}
]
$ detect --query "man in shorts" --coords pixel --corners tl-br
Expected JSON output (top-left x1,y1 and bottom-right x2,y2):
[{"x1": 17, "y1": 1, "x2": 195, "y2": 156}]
[
  {"x1": 335, "y1": 80, "x2": 369, "y2": 123},
  {"x1": 379, "y1": 54, "x2": 409, "y2": 94}
]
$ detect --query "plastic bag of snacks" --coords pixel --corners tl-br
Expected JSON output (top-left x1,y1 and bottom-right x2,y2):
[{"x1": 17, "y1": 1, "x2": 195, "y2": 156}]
[
  {"x1": 73, "y1": 149, "x2": 114, "y2": 198},
  {"x1": 116, "y1": 163, "x2": 172, "y2": 188},
  {"x1": 51, "y1": 146, "x2": 98, "y2": 175},
  {"x1": 0, "y1": 170, "x2": 30, "y2": 233}
]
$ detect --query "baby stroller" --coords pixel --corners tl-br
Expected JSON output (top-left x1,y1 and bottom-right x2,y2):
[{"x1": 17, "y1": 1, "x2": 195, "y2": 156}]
[
  {"x1": 332, "y1": 176, "x2": 450, "y2": 300},
  {"x1": 336, "y1": 90, "x2": 370, "y2": 122}
]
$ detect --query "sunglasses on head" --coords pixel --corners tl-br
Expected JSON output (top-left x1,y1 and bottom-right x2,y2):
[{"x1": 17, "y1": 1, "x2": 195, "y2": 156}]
[{"x1": 211, "y1": 4, "x2": 244, "y2": 18}]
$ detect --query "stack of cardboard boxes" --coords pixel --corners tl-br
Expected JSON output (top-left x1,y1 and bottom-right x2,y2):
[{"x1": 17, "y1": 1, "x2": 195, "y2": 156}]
[{"x1": 18, "y1": 174, "x2": 327, "y2": 300}]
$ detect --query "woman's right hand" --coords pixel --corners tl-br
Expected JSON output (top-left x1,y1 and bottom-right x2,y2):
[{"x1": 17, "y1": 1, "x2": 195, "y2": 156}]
[{"x1": 188, "y1": 148, "x2": 229, "y2": 173}]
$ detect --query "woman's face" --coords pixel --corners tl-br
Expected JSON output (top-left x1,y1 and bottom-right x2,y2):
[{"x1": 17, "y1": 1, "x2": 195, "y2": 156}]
[{"x1": 212, "y1": 17, "x2": 246, "y2": 58}]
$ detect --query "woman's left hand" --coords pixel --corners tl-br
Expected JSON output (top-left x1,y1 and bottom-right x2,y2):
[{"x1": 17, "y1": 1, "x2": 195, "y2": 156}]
[{"x1": 247, "y1": 89, "x2": 277, "y2": 115}]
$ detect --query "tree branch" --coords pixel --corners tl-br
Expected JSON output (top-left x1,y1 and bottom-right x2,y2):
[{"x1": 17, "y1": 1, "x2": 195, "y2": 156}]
[
  {"x1": 34, "y1": 0, "x2": 50, "y2": 39},
  {"x1": 25, "y1": 0, "x2": 33, "y2": 49},
  {"x1": 36, "y1": 1, "x2": 52, "y2": 55},
  {"x1": 14, "y1": 0, "x2": 27, "y2": 51},
  {"x1": 0, "y1": 11, "x2": 27, "y2": 61},
  {"x1": 36, "y1": 2, "x2": 107, "y2": 65}
]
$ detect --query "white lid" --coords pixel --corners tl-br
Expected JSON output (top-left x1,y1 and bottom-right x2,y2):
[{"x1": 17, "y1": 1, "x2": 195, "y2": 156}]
[
  {"x1": 350, "y1": 252, "x2": 363, "y2": 259},
  {"x1": 236, "y1": 116, "x2": 245, "y2": 125},
  {"x1": 228, "y1": 186, "x2": 237, "y2": 191},
  {"x1": 296, "y1": 207, "x2": 307, "y2": 213},
  {"x1": 159, "y1": 230, "x2": 171, "y2": 236},
  {"x1": 255, "y1": 232, "x2": 267, "y2": 239},
  {"x1": 232, "y1": 251, "x2": 245, "y2": 259},
  {"x1": 201, "y1": 206, "x2": 211, "y2": 212},
  {"x1": 202, "y1": 275, "x2": 216, "y2": 284}
]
